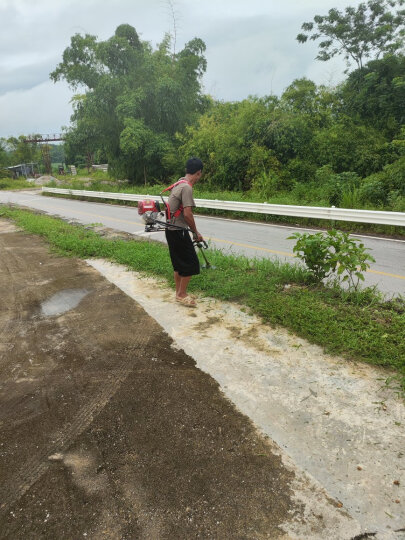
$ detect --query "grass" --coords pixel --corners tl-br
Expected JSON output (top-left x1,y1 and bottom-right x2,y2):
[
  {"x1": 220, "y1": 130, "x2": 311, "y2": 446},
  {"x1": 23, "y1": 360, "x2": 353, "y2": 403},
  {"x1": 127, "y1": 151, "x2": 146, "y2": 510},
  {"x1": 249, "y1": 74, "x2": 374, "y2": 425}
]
[
  {"x1": 1, "y1": 204, "x2": 404, "y2": 392},
  {"x1": 0, "y1": 178, "x2": 34, "y2": 190}
]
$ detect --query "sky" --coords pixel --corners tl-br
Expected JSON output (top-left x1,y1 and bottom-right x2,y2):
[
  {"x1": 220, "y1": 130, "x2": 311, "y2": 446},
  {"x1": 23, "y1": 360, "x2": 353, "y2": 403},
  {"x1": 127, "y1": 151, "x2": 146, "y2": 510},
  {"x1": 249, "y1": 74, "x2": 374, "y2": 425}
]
[{"x1": 0, "y1": 0, "x2": 356, "y2": 139}]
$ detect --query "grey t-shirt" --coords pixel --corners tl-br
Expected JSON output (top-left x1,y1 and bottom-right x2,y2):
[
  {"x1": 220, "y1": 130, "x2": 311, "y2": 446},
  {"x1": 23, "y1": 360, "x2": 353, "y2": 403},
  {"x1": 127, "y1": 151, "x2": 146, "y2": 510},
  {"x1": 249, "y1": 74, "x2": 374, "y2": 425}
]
[{"x1": 167, "y1": 180, "x2": 195, "y2": 229}]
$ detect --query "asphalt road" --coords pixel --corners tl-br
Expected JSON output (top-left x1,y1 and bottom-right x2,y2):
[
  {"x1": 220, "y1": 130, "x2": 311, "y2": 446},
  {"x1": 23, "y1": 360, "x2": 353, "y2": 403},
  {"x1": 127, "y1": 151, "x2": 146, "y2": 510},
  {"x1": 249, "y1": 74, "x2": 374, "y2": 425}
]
[{"x1": 1, "y1": 189, "x2": 404, "y2": 297}]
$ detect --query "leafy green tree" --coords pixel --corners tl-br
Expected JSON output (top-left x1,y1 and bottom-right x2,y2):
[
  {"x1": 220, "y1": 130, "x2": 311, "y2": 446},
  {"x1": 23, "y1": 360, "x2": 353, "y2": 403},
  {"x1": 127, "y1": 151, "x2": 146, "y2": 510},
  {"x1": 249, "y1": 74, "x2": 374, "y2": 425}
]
[
  {"x1": 6, "y1": 136, "x2": 41, "y2": 166},
  {"x1": 312, "y1": 119, "x2": 386, "y2": 176},
  {"x1": 280, "y1": 78, "x2": 338, "y2": 128},
  {"x1": 264, "y1": 111, "x2": 315, "y2": 165},
  {"x1": 0, "y1": 139, "x2": 10, "y2": 167},
  {"x1": 63, "y1": 94, "x2": 103, "y2": 168},
  {"x1": 51, "y1": 25, "x2": 207, "y2": 183},
  {"x1": 297, "y1": 0, "x2": 405, "y2": 70},
  {"x1": 179, "y1": 97, "x2": 279, "y2": 191},
  {"x1": 50, "y1": 144, "x2": 65, "y2": 164},
  {"x1": 341, "y1": 54, "x2": 405, "y2": 136}
]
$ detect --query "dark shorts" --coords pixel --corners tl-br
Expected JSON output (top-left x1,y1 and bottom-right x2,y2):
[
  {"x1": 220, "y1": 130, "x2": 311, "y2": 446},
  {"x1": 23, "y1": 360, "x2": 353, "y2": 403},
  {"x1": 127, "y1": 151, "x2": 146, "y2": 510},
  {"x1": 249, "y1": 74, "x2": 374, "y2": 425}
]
[{"x1": 165, "y1": 229, "x2": 200, "y2": 277}]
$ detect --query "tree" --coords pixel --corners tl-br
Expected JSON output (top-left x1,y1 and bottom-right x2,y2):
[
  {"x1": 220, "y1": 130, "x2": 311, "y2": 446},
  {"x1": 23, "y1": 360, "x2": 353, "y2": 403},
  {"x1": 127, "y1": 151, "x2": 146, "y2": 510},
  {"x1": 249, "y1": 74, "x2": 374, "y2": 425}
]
[
  {"x1": 51, "y1": 25, "x2": 207, "y2": 183},
  {"x1": 50, "y1": 144, "x2": 65, "y2": 164},
  {"x1": 297, "y1": 0, "x2": 405, "y2": 70},
  {"x1": 178, "y1": 97, "x2": 280, "y2": 191},
  {"x1": 312, "y1": 118, "x2": 386, "y2": 176},
  {"x1": 341, "y1": 54, "x2": 405, "y2": 136},
  {"x1": 280, "y1": 78, "x2": 338, "y2": 128},
  {"x1": 6, "y1": 136, "x2": 41, "y2": 166},
  {"x1": 0, "y1": 139, "x2": 10, "y2": 167}
]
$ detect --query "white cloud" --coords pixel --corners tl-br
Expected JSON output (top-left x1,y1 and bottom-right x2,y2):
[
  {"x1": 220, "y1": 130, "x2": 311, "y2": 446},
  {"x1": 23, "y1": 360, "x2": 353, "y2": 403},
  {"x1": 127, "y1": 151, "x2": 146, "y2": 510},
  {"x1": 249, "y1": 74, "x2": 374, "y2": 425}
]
[
  {"x1": 0, "y1": 0, "x2": 362, "y2": 137},
  {"x1": 0, "y1": 80, "x2": 73, "y2": 138}
]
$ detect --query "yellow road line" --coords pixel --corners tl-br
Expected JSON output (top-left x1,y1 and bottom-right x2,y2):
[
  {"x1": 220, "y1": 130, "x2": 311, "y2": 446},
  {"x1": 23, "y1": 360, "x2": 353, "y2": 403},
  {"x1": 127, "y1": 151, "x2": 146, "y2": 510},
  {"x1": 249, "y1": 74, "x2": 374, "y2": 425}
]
[
  {"x1": 367, "y1": 269, "x2": 405, "y2": 280},
  {"x1": 206, "y1": 236, "x2": 405, "y2": 281}
]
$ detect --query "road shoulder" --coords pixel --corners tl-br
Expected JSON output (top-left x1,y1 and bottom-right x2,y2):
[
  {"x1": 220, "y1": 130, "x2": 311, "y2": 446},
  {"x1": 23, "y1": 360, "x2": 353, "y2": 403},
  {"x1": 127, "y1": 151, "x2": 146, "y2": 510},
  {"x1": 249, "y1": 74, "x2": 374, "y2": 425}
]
[{"x1": 0, "y1": 219, "x2": 359, "y2": 538}]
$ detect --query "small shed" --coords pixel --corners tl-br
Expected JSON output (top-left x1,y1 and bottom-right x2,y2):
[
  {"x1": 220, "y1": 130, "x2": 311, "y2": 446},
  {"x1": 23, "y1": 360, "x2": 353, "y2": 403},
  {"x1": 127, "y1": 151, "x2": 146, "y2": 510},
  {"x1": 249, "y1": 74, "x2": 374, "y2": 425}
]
[{"x1": 6, "y1": 163, "x2": 38, "y2": 178}]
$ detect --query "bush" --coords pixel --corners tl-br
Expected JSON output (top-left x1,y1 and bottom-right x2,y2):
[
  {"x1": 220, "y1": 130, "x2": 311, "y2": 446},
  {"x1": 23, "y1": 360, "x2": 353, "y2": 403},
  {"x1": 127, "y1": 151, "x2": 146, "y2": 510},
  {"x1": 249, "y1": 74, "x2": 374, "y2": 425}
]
[
  {"x1": 359, "y1": 156, "x2": 405, "y2": 207},
  {"x1": 340, "y1": 188, "x2": 362, "y2": 209},
  {"x1": 289, "y1": 231, "x2": 336, "y2": 282},
  {"x1": 313, "y1": 120, "x2": 386, "y2": 177},
  {"x1": 381, "y1": 156, "x2": 405, "y2": 195},
  {"x1": 0, "y1": 169, "x2": 13, "y2": 179},
  {"x1": 388, "y1": 193, "x2": 405, "y2": 212},
  {"x1": 286, "y1": 158, "x2": 316, "y2": 183},
  {"x1": 289, "y1": 230, "x2": 375, "y2": 290},
  {"x1": 250, "y1": 170, "x2": 286, "y2": 199},
  {"x1": 359, "y1": 176, "x2": 387, "y2": 205},
  {"x1": 314, "y1": 167, "x2": 361, "y2": 206}
]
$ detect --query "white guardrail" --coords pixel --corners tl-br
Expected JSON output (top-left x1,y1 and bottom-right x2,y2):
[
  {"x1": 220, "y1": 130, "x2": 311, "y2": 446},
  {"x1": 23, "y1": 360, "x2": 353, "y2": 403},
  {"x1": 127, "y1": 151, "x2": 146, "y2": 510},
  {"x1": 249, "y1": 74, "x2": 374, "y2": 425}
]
[{"x1": 41, "y1": 187, "x2": 405, "y2": 227}]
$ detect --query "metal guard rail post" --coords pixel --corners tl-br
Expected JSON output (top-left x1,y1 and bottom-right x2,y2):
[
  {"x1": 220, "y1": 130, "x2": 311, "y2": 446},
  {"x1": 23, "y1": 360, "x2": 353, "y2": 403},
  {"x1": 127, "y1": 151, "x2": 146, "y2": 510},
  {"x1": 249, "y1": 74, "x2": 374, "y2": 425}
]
[{"x1": 41, "y1": 187, "x2": 405, "y2": 227}]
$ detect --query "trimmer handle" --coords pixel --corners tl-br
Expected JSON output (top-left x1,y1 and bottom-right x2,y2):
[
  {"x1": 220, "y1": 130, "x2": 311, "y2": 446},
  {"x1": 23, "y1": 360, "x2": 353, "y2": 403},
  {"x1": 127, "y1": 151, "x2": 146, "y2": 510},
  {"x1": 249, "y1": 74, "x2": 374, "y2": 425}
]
[{"x1": 193, "y1": 239, "x2": 208, "y2": 249}]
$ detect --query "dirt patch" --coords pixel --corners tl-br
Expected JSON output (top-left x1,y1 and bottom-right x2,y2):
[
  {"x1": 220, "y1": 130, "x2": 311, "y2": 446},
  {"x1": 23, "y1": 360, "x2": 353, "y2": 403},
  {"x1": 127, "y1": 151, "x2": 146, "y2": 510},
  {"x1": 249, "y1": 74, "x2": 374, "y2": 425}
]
[
  {"x1": 87, "y1": 258, "x2": 405, "y2": 539},
  {"x1": 0, "y1": 219, "x2": 359, "y2": 539}
]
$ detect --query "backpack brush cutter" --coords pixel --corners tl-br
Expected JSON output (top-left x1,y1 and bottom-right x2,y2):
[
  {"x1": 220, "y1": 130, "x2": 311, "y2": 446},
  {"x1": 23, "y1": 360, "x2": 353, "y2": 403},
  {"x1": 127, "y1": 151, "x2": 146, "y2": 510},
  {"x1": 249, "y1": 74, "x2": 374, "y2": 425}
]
[{"x1": 137, "y1": 186, "x2": 215, "y2": 269}]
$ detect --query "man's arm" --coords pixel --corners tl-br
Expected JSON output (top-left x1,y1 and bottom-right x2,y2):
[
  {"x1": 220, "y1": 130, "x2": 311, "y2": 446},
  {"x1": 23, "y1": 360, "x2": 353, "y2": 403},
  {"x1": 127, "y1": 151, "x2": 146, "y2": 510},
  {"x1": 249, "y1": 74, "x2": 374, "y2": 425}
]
[{"x1": 183, "y1": 207, "x2": 203, "y2": 241}]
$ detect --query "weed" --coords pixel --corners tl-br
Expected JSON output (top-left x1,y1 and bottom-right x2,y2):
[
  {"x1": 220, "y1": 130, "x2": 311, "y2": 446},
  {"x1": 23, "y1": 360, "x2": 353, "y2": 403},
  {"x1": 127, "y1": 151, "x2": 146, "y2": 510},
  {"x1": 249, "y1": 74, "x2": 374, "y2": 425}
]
[
  {"x1": 0, "y1": 179, "x2": 33, "y2": 190},
  {"x1": 289, "y1": 230, "x2": 375, "y2": 290}
]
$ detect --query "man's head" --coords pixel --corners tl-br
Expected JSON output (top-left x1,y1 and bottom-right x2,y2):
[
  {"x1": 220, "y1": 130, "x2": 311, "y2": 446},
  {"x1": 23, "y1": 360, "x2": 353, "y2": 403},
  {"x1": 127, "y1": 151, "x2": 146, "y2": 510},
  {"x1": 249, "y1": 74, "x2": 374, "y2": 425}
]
[{"x1": 185, "y1": 157, "x2": 203, "y2": 182}]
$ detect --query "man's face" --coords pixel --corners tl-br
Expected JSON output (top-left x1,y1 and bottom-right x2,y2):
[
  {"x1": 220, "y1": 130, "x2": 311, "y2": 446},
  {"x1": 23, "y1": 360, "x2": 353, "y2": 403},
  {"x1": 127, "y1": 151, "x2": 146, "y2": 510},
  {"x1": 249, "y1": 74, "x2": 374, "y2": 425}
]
[{"x1": 195, "y1": 170, "x2": 202, "y2": 182}]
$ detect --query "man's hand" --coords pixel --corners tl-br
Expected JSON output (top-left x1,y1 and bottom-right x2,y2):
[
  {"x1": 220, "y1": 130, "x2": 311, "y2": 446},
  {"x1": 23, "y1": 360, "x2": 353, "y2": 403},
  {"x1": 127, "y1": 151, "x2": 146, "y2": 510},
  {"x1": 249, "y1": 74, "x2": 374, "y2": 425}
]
[{"x1": 193, "y1": 232, "x2": 203, "y2": 242}]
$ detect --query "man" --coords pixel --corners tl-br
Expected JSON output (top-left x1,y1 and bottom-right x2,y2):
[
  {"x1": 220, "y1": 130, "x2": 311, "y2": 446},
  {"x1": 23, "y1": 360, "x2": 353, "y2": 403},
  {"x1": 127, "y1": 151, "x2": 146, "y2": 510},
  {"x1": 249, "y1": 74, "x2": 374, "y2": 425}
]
[{"x1": 165, "y1": 157, "x2": 204, "y2": 307}]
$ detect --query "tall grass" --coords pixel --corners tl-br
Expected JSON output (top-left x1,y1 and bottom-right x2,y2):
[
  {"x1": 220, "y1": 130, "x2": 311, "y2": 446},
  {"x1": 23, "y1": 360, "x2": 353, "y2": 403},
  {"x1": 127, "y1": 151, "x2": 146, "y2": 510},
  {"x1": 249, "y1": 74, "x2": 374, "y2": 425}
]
[{"x1": 0, "y1": 178, "x2": 33, "y2": 190}]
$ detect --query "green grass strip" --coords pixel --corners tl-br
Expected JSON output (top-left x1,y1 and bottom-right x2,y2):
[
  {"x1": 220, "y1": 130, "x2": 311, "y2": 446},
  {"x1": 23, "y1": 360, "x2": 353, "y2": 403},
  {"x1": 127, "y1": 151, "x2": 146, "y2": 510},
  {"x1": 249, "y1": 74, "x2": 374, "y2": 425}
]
[
  {"x1": 0, "y1": 178, "x2": 33, "y2": 190},
  {"x1": 1, "y1": 205, "x2": 404, "y2": 391}
]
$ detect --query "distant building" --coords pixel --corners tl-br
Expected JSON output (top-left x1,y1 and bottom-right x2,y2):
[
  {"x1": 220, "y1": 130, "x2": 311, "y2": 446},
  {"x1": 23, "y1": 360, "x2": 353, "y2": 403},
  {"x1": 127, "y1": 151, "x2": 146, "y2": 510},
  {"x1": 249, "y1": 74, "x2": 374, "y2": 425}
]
[{"x1": 6, "y1": 163, "x2": 38, "y2": 178}]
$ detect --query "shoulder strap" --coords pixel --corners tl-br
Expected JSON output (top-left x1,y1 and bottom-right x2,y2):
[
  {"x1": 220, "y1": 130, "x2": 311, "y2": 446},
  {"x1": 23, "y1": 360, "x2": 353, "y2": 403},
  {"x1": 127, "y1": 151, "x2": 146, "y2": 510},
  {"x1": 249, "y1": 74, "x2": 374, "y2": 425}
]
[
  {"x1": 160, "y1": 179, "x2": 192, "y2": 221},
  {"x1": 159, "y1": 179, "x2": 191, "y2": 221},
  {"x1": 160, "y1": 178, "x2": 191, "y2": 195}
]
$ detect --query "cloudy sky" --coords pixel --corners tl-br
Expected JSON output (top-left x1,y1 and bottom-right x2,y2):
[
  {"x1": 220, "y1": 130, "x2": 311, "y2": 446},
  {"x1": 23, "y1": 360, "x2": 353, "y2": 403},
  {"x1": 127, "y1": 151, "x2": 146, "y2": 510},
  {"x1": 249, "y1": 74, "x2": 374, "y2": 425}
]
[{"x1": 0, "y1": 0, "x2": 355, "y2": 138}]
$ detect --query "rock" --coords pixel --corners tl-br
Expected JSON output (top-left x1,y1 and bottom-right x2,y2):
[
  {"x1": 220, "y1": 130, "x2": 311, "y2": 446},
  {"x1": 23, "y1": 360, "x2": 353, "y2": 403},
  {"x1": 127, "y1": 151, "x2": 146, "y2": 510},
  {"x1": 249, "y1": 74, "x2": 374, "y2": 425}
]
[{"x1": 48, "y1": 453, "x2": 64, "y2": 462}]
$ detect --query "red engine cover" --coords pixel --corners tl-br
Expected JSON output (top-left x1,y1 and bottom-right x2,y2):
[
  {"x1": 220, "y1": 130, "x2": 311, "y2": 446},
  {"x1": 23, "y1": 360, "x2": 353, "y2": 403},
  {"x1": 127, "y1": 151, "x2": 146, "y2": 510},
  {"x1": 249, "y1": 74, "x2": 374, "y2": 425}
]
[{"x1": 138, "y1": 199, "x2": 159, "y2": 215}]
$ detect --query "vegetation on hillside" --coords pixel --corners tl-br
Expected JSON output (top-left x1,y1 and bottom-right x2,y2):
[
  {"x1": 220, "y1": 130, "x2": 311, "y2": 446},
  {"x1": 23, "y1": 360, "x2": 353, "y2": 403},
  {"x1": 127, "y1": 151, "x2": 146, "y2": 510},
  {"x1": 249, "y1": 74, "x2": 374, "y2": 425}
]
[{"x1": 1, "y1": 2, "x2": 404, "y2": 213}]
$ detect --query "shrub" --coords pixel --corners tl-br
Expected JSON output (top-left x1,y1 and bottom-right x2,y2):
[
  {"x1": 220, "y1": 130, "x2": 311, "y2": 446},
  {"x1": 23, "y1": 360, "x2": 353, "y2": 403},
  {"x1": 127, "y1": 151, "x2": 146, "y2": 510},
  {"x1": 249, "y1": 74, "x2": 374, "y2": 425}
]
[
  {"x1": 315, "y1": 168, "x2": 361, "y2": 207},
  {"x1": 359, "y1": 156, "x2": 405, "y2": 207},
  {"x1": 389, "y1": 193, "x2": 405, "y2": 212},
  {"x1": 289, "y1": 230, "x2": 375, "y2": 290},
  {"x1": 250, "y1": 170, "x2": 285, "y2": 199},
  {"x1": 359, "y1": 176, "x2": 387, "y2": 205},
  {"x1": 340, "y1": 188, "x2": 362, "y2": 209},
  {"x1": 286, "y1": 158, "x2": 316, "y2": 183}
]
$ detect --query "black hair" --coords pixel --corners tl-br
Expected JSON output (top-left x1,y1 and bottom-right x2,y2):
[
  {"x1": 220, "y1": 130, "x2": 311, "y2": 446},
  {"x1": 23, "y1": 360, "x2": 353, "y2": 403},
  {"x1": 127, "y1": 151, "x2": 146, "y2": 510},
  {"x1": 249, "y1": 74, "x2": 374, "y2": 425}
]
[{"x1": 185, "y1": 157, "x2": 203, "y2": 175}]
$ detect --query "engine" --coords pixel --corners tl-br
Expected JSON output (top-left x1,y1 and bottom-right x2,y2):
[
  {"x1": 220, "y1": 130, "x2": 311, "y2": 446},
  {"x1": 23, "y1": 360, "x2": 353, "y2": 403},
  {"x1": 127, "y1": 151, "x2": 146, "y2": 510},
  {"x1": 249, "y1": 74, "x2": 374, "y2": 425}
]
[{"x1": 137, "y1": 199, "x2": 164, "y2": 227}]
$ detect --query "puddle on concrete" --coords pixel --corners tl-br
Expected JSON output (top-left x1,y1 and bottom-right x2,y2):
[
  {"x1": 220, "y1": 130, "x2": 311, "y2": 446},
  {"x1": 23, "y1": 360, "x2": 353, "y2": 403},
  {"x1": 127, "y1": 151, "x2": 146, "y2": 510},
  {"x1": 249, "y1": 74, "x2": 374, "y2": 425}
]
[
  {"x1": 40, "y1": 289, "x2": 89, "y2": 317},
  {"x1": 87, "y1": 259, "x2": 405, "y2": 539}
]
